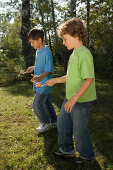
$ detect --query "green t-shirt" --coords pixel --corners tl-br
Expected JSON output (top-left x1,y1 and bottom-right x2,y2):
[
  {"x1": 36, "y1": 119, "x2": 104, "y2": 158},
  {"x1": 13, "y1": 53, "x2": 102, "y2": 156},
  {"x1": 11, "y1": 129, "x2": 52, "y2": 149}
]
[{"x1": 66, "y1": 46, "x2": 97, "y2": 102}]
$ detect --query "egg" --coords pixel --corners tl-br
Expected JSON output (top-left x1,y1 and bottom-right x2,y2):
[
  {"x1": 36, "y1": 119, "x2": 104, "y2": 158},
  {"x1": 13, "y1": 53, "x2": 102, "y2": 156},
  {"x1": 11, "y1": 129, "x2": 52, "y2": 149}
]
[
  {"x1": 35, "y1": 82, "x2": 42, "y2": 88},
  {"x1": 20, "y1": 70, "x2": 24, "y2": 74}
]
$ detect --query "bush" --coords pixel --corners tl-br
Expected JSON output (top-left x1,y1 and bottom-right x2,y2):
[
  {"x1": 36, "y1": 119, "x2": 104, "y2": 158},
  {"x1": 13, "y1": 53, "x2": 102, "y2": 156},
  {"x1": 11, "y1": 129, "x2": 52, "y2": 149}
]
[
  {"x1": 94, "y1": 46, "x2": 113, "y2": 79},
  {"x1": 0, "y1": 52, "x2": 26, "y2": 83}
]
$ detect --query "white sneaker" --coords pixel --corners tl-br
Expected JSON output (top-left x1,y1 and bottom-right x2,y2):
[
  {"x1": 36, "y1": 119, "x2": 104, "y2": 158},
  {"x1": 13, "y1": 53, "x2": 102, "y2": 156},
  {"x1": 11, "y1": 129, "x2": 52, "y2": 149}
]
[
  {"x1": 36, "y1": 123, "x2": 51, "y2": 133},
  {"x1": 51, "y1": 122, "x2": 57, "y2": 128}
]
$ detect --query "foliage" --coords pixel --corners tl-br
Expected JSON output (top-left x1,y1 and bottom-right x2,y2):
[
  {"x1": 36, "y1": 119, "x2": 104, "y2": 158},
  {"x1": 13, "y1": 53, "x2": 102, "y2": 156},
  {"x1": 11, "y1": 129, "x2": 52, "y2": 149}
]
[
  {"x1": 90, "y1": 0, "x2": 113, "y2": 78},
  {"x1": 0, "y1": 52, "x2": 26, "y2": 82},
  {"x1": 1, "y1": 15, "x2": 22, "y2": 59},
  {"x1": 0, "y1": 13, "x2": 26, "y2": 82},
  {"x1": 21, "y1": 0, "x2": 32, "y2": 67},
  {"x1": 0, "y1": 0, "x2": 113, "y2": 78}
]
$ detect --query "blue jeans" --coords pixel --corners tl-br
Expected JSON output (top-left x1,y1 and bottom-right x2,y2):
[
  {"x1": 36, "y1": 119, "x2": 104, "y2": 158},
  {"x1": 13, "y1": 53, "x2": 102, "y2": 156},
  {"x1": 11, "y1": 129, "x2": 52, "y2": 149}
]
[
  {"x1": 57, "y1": 99, "x2": 95, "y2": 159},
  {"x1": 33, "y1": 92, "x2": 57, "y2": 124}
]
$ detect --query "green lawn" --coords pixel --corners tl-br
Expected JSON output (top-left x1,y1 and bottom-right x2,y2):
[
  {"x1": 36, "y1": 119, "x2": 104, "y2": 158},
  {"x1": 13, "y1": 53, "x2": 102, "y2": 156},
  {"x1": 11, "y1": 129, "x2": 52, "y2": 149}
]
[{"x1": 0, "y1": 66, "x2": 113, "y2": 170}]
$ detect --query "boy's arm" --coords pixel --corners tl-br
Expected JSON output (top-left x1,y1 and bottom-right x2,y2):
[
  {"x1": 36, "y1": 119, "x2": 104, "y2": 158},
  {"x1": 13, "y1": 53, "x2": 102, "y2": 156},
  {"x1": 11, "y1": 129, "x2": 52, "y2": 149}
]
[
  {"x1": 45, "y1": 76, "x2": 66, "y2": 86},
  {"x1": 30, "y1": 71, "x2": 51, "y2": 83},
  {"x1": 64, "y1": 78, "x2": 94, "y2": 113}
]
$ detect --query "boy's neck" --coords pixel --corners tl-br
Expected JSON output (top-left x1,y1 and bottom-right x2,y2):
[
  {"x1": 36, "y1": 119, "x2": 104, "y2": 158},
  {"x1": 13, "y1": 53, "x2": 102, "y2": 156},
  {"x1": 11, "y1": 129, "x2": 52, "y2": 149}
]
[
  {"x1": 74, "y1": 41, "x2": 83, "y2": 50},
  {"x1": 38, "y1": 43, "x2": 45, "y2": 50}
]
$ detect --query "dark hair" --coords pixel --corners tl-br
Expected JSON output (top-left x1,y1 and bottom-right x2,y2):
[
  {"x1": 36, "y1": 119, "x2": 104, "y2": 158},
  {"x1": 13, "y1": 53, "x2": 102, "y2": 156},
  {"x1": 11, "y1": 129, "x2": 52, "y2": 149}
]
[
  {"x1": 28, "y1": 28, "x2": 44, "y2": 42},
  {"x1": 57, "y1": 17, "x2": 87, "y2": 41}
]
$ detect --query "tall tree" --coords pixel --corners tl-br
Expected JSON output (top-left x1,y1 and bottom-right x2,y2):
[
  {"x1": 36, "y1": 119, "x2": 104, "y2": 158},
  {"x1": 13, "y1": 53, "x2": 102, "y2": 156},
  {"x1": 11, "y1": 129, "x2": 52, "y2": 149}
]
[
  {"x1": 86, "y1": 0, "x2": 90, "y2": 48},
  {"x1": 61, "y1": 0, "x2": 77, "y2": 73},
  {"x1": 50, "y1": 0, "x2": 59, "y2": 44},
  {"x1": 31, "y1": 0, "x2": 50, "y2": 45},
  {"x1": 89, "y1": 0, "x2": 113, "y2": 77},
  {"x1": 50, "y1": 0, "x2": 64, "y2": 62},
  {"x1": 21, "y1": 0, "x2": 33, "y2": 67},
  {"x1": 70, "y1": 0, "x2": 77, "y2": 16}
]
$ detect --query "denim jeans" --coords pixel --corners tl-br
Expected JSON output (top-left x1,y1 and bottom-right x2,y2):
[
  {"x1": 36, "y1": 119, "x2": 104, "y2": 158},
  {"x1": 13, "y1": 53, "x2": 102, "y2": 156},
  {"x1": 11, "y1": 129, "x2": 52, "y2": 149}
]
[
  {"x1": 33, "y1": 92, "x2": 57, "y2": 124},
  {"x1": 57, "y1": 99, "x2": 95, "y2": 159}
]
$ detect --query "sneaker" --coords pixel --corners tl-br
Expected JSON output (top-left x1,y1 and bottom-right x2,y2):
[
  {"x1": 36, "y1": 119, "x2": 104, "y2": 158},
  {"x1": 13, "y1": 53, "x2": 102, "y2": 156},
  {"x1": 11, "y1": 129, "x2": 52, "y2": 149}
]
[
  {"x1": 54, "y1": 148, "x2": 75, "y2": 157},
  {"x1": 76, "y1": 156, "x2": 95, "y2": 164},
  {"x1": 51, "y1": 122, "x2": 57, "y2": 128},
  {"x1": 36, "y1": 123, "x2": 51, "y2": 133}
]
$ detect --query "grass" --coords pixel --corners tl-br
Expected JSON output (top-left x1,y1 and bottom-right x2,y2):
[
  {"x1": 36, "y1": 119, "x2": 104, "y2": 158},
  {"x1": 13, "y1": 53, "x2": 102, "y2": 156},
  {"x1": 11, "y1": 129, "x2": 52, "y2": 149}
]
[{"x1": 0, "y1": 65, "x2": 113, "y2": 170}]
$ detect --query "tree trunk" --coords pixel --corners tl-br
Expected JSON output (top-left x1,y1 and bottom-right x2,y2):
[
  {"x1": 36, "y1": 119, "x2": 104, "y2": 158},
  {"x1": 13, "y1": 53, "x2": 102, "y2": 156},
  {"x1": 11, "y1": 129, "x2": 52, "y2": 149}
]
[
  {"x1": 39, "y1": 9, "x2": 48, "y2": 45},
  {"x1": 86, "y1": 0, "x2": 90, "y2": 48},
  {"x1": 62, "y1": 0, "x2": 76, "y2": 73},
  {"x1": 21, "y1": 0, "x2": 33, "y2": 67},
  {"x1": 51, "y1": 0, "x2": 65, "y2": 69},
  {"x1": 70, "y1": 0, "x2": 76, "y2": 16},
  {"x1": 51, "y1": 0, "x2": 59, "y2": 44}
]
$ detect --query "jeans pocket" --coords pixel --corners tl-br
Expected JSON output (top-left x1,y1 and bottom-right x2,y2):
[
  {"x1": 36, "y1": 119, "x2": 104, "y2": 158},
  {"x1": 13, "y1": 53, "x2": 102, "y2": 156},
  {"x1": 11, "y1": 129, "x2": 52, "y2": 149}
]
[{"x1": 81, "y1": 102, "x2": 92, "y2": 120}]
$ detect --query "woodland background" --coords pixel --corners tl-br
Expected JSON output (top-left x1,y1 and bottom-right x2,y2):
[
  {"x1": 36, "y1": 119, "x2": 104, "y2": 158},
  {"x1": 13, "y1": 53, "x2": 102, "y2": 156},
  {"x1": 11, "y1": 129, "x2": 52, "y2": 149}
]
[{"x1": 0, "y1": 0, "x2": 113, "y2": 80}]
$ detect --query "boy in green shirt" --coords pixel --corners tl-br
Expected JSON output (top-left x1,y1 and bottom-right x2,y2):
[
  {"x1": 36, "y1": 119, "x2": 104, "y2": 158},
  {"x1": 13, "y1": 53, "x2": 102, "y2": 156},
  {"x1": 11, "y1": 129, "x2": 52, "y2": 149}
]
[{"x1": 46, "y1": 17, "x2": 96, "y2": 164}]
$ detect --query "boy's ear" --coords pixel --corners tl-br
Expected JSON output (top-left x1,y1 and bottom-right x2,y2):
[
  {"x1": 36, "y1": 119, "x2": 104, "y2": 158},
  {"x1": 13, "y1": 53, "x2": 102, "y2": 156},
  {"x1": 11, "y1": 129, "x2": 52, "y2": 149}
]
[
  {"x1": 38, "y1": 38, "x2": 42, "y2": 42},
  {"x1": 76, "y1": 36, "x2": 80, "y2": 39},
  {"x1": 73, "y1": 35, "x2": 78, "y2": 39}
]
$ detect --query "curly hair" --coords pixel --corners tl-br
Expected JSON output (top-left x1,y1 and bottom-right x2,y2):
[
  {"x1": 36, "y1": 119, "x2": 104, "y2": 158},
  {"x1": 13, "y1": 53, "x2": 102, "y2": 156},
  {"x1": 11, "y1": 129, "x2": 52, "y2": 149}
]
[{"x1": 57, "y1": 17, "x2": 87, "y2": 41}]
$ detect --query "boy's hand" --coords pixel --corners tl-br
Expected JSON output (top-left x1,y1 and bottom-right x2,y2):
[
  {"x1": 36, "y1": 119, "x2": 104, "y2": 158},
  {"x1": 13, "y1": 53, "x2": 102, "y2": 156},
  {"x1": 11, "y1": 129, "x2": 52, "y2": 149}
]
[
  {"x1": 45, "y1": 79, "x2": 56, "y2": 86},
  {"x1": 20, "y1": 70, "x2": 25, "y2": 74},
  {"x1": 30, "y1": 74, "x2": 41, "y2": 83},
  {"x1": 64, "y1": 95, "x2": 77, "y2": 113},
  {"x1": 26, "y1": 66, "x2": 34, "y2": 73}
]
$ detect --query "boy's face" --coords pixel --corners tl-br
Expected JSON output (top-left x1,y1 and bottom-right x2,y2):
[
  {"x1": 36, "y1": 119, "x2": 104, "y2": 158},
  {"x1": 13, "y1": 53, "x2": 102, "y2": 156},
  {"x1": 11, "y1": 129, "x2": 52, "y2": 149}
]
[
  {"x1": 29, "y1": 38, "x2": 42, "y2": 49},
  {"x1": 62, "y1": 34, "x2": 78, "y2": 50}
]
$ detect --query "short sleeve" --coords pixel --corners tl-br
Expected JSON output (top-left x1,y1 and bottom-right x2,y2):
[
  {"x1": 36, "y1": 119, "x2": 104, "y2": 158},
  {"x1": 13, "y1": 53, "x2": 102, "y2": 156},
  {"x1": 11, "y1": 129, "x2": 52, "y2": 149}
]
[
  {"x1": 79, "y1": 51, "x2": 95, "y2": 79},
  {"x1": 45, "y1": 50, "x2": 54, "y2": 73}
]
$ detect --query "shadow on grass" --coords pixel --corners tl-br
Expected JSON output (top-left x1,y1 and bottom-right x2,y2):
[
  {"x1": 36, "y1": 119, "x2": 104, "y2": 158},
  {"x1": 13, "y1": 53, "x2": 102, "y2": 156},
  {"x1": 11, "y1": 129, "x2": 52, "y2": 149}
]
[
  {"x1": 38, "y1": 129, "x2": 101, "y2": 170},
  {"x1": 89, "y1": 78, "x2": 113, "y2": 166},
  {"x1": 0, "y1": 80, "x2": 34, "y2": 97},
  {"x1": 1, "y1": 76, "x2": 112, "y2": 169},
  {"x1": 0, "y1": 64, "x2": 65, "y2": 99},
  {"x1": 37, "y1": 78, "x2": 113, "y2": 169},
  {"x1": 0, "y1": 65, "x2": 65, "y2": 98},
  {"x1": 88, "y1": 78, "x2": 113, "y2": 168},
  {"x1": 1, "y1": 67, "x2": 113, "y2": 169}
]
